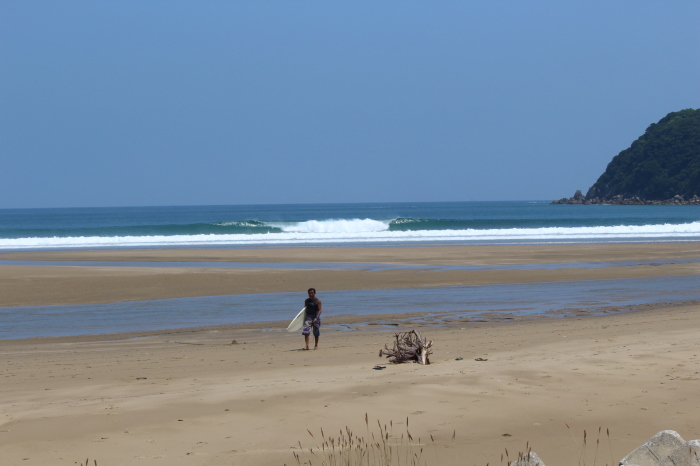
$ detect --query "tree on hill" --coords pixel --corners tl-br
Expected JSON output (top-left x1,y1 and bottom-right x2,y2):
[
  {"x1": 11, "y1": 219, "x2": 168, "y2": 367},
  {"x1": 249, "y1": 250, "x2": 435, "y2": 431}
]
[{"x1": 585, "y1": 108, "x2": 700, "y2": 201}]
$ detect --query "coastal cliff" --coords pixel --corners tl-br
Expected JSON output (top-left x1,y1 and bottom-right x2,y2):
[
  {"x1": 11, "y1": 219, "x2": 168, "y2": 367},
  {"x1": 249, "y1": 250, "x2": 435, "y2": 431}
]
[{"x1": 554, "y1": 108, "x2": 700, "y2": 205}]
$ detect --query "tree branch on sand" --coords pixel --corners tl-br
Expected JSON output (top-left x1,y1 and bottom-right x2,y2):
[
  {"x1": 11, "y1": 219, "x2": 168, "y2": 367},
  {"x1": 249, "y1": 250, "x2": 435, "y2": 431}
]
[{"x1": 379, "y1": 330, "x2": 432, "y2": 365}]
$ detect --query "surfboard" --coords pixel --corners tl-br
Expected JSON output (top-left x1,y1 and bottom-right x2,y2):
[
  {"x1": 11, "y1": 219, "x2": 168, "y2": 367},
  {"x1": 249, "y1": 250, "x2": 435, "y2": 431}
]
[{"x1": 286, "y1": 307, "x2": 307, "y2": 332}]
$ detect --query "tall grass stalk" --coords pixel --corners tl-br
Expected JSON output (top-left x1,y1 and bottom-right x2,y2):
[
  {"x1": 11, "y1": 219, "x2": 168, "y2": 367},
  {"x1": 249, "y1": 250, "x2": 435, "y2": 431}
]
[
  {"x1": 579, "y1": 429, "x2": 587, "y2": 466},
  {"x1": 295, "y1": 420, "x2": 617, "y2": 466},
  {"x1": 295, "y1": 417, "x2": 430, "y2": 466},
  {"x1": 592, "y1": 427, "x2": 601, "y2": 466}
]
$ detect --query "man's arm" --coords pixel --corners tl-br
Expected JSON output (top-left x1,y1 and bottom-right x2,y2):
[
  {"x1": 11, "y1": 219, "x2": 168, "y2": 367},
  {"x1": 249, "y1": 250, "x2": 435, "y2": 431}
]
[{"x1": 314, "y1": 299, "x2": 322, "y2": 321}]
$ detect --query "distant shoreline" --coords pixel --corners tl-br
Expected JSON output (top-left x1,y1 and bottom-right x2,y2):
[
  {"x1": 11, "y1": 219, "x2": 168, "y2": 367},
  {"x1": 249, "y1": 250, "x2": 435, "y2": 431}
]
[{"x1": 553, "y1": 191, "x2": 700, "y2": 205}]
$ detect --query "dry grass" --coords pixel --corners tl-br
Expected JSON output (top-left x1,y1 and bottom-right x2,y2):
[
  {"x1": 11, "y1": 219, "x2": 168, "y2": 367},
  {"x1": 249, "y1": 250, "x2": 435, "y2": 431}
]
[
  {"x1": 292, "y1": 417, "x2": 618, "y2": 466},
  {"x1": 291, "y1": 413, "x2": 455, "y2": 466}
]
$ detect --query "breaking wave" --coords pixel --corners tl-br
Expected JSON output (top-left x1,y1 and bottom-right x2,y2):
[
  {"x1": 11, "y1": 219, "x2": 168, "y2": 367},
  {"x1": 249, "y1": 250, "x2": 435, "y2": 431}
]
[{"x1": 2, "y1": 220, "x2": 700, "y2": 249}]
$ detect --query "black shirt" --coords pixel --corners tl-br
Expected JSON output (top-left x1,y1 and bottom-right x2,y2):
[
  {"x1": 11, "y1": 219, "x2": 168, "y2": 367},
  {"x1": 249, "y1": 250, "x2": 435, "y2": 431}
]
[{"x1": 305, "y1": 297, "x2": 319, "y2": 318}]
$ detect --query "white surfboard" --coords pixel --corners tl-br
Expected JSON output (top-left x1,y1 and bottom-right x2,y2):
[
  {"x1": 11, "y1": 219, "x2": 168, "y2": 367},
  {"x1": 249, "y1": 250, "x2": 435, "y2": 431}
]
[{"x1": 286, "y1": 307, "x2": 307, "y2": 332}]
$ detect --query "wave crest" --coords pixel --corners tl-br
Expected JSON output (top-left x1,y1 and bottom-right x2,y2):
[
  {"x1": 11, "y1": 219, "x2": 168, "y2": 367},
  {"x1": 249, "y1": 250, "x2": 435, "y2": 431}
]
[
  {"x1": 2, "y1": 221, "x2": 700, "y2": 249},
  {"x1": 391, "y1": 217, "x2": 430, "y2": 225},
  {"x1": 279, "y1": 218, "x2": 389, "y2": 233}
]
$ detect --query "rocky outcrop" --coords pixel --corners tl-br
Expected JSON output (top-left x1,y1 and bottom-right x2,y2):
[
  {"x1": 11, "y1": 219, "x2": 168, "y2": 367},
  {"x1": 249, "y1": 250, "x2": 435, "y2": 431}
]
[
  {"x1": 619, "y1": 430, "x2": 687, "y2": 466},
  {"x1": 552, "y1": 192, "x2": 700, "y2": 205},
  {"x1": 659, "y1": 440, "x2": 700, "y2": 466},
  {"x1": 509, "y1": 451, "x2": 545, "y2": 466},
  {"x1": 553, "y1": 109, "x2": 700, "y2": 204},
  {"x1": 513, "y1": 430, "x2": 698, "y2": 466}
]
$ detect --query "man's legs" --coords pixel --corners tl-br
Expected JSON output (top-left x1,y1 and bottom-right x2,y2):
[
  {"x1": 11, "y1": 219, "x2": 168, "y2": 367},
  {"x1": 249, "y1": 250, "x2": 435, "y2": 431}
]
[
  {"x1": 302, "y1": 319, "x2": 312, "y2": 350},
  {"x1": 302, "y1": 318, "x2": 319, "y2": 350},
  {"x1": 313, "y1": 320, "x2": 320, "y2": 349}
]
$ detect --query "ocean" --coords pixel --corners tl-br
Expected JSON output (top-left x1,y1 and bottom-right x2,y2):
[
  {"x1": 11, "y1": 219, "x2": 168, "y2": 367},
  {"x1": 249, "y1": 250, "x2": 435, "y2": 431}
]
[
  {"x1": 2, "y1": 201, "x2": 700, "y2": 250},
  {"x1": 3, "y1": 201, "x2": 700, "y2": 339}
]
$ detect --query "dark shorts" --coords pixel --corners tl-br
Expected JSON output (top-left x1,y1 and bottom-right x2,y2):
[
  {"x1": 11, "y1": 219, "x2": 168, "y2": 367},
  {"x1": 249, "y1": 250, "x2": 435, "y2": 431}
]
[{"x1": 302, "y1": 316, "x2": 321, "y2": 337}]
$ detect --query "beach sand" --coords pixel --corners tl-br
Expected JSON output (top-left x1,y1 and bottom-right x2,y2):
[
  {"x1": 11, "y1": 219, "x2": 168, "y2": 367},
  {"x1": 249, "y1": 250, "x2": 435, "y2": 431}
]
[
  {"x1": 1, "y1": 244, "x2": 699, "y2": 465},
  {"x1": 1, "y1": 243, "x2": 699, "y2": 306}
]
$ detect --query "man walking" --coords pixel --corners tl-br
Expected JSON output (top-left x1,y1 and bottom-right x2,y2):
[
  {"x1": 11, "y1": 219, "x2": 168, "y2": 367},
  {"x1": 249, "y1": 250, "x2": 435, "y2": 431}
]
[{"x1": 302, "y1": 288, "x2": 322, "y2": 350}]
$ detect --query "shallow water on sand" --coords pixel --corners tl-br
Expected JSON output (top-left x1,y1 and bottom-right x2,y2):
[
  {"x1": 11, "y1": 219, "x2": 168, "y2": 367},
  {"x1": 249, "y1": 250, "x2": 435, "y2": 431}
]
[
  {"x1": 1, "y1": 275, "x2": 698, "y2": 340},
  {"x1": 1, "y1": 257, "x2": 700, "y2": 271}
]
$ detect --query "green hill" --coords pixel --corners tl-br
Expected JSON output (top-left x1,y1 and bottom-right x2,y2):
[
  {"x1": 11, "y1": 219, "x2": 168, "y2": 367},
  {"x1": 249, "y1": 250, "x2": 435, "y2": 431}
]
[{"x1": 555, "y1": 109, "x2": 700, "y2": 204}]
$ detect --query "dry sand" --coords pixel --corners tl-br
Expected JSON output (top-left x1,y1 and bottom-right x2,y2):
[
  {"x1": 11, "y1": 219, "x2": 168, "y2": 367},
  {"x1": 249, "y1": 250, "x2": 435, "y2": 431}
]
[{"x1": 1, "y1": 244, "x2": 699, "y2": 465}]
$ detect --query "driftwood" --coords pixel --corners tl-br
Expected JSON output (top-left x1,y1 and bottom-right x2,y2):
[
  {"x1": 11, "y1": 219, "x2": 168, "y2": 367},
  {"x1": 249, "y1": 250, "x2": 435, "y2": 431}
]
[{"x1": 379, "y1": 330, "x2": 433, "y2": 365}]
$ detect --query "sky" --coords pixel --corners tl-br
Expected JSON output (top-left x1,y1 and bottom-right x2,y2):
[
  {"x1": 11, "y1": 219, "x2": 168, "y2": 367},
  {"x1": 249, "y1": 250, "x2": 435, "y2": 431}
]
[{"x1": 2, "y1": 1, "x2": 699, "y2": 208}]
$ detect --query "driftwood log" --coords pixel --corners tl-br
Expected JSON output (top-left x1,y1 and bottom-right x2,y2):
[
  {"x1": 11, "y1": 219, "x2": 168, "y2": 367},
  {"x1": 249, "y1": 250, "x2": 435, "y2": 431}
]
[{"x1": 379, "y1": 330, "x2": 433, "y2": 365}]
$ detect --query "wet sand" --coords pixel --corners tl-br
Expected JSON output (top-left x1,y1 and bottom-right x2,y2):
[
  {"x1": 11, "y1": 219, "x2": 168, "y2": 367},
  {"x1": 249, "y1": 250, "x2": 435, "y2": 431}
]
[
  {"x1": 1, "y1": 243, "x2": 699, "y2": 465},
  {"x1": 1, "y1": 243, "x2": 699, "y2": 307}
]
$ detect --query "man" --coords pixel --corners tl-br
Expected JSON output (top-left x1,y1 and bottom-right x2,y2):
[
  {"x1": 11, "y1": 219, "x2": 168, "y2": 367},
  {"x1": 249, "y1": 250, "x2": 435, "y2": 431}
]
[{"x1": 302, "y1": 288, "x2": 322, "y2": 350}]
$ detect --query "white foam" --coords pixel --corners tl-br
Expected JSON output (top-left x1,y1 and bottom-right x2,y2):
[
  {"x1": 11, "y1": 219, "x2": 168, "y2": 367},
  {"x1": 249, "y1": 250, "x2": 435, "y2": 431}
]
[
  {"x1": 276, "y1": 218, "x2": 390, "y2": 233},
  {"x1": 2, "y1": 221, "x2": 700, "y2": 249}
]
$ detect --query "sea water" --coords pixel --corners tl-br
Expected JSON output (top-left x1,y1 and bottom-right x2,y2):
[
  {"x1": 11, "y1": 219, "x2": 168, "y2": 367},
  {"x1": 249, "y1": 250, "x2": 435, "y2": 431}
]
[
  {"x1": 1, "y1": 202, "x2": 699, "y2": 339},
  {"x1": 1, "y1": 201, "x2": 700, "y2": 250},
  {"x1": 2, "y1": 275, "x2": 699, "y2": 340}
]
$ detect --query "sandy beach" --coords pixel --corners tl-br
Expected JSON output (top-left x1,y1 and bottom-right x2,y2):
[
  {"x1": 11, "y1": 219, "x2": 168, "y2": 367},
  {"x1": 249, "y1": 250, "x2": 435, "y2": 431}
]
[
  {"x1": 1, "y1": 243, "x2": 699, "y2": 307},
  {"x1": 1, "y1": 243, "x2": 699, "y2": 465}
]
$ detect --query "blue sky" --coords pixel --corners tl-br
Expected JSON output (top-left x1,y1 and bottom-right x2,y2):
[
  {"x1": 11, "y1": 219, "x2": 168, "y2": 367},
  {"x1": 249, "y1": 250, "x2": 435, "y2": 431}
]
[{"x1": 2, "y1": 1, "x2": 699, "y2": 208}]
